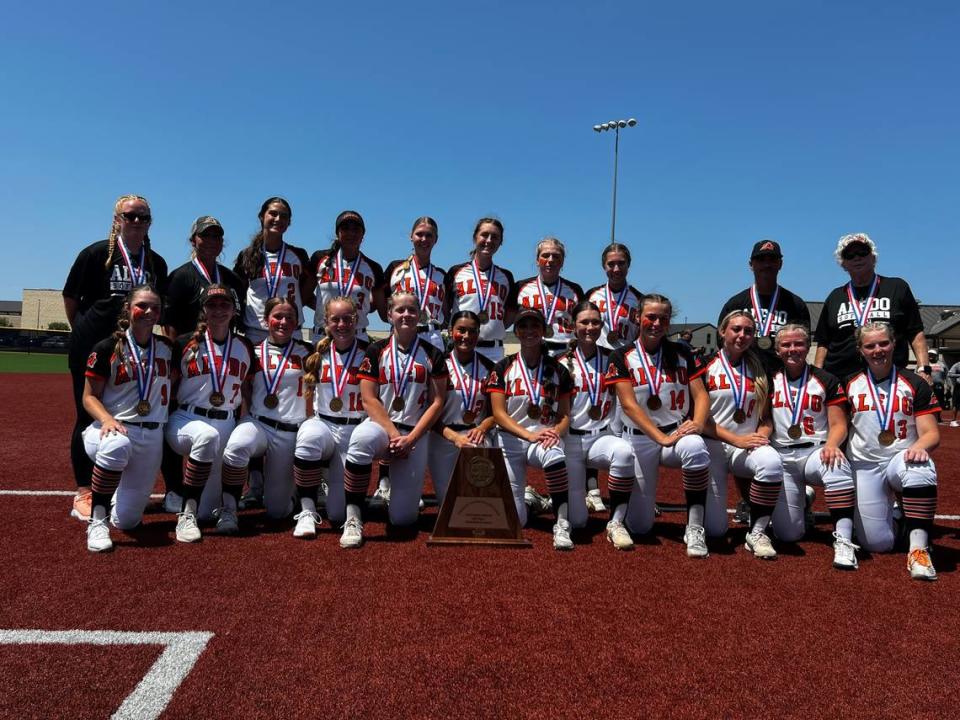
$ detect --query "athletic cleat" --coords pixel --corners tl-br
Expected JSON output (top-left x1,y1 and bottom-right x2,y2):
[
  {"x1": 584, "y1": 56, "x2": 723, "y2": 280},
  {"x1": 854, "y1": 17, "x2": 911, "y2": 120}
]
[
  {"x1": 86, "y1": 517, "x2": 113, "y2": 552},
  {"x1": 215, "y1": 507, "x2": 239, "y2": 535},
  {"x1": 553, "y1": 518, "x2": 574, "y2": 551},
  {"x1": 175, "y1": 512, "x2": 202, "y2": 543},
  {"x1": 293, "y1": 510, "x2": 320, "y2": 539},
  {"x1": 745, "y1": 530, "x2": 777, "y2": 560},
  {"x1": 606, "y1": 520, "x2": 634, "y2": 551},
  {"x1": 733, "y1": 499, "x2": 751, "y2": 525},
  {"x1": 585, "y1": 488, "x2": 607, "y2": 513},
  {"x1": 238, "y1": 490, "x2": 263, "y2": 511},
  {"x1": 340, "y1": 517, "x2": 364, "y2": 548},
  {"x1": 525, "y1": 486, "x2": 552, "y2": 515},
  {"x1": 71, "y1": 487, "x2": 92, "y2": 521},
  {"x1": 684, "y1": 524, "x2": 709, "y2": 558},
  {"x1": 163, "y1": 490, "x2": 184, "y2": 514},
  {"x1": 907, "y1": 548, "x2": 937, "y2": 581},
  {"x1": 950, "y1": 420, "x2": 959, "y2": 428},
  {"x1": 370, "y1": 485, "x2": 390, "y2": 509},
  {"x1": 832, "y1": 533, "x2": 859, "y2": 570}
]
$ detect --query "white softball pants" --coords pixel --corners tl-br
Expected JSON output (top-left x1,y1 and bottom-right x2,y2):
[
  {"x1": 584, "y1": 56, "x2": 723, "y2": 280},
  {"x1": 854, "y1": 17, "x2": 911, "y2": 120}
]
[
  {"x1": 773, "y1": 446, "x2": 854, "y2": 542},
  {"x1": 165, "y1": 410, "x2": 236, "y2": 522},
  {"x1": 83, "y1": 423, "x2": 162, "y2": 530},
  {"x1": 222, "y1": 417, "x2": 297, "y2": 519},
  {"x1": 497, "y1": 432, "x2": 566, "y2": 528},
  {"x1": 705, "y1": 440, "x2": 784, "y2": 539},
  {"x1": 295, "y1": 417, "x2": 351, "y2": 523},
  {"x1": 564, "y1": 432, "x2": 636, "y2": 528}
]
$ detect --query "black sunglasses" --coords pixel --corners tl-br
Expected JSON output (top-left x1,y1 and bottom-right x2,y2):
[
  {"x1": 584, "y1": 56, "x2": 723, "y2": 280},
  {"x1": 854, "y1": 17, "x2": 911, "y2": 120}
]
[
  {"x1": 842, "y1": 247, "x2": 871, "y2": 260},
  {"x1": 121, "y1": 211, "x2": 151, "y2": 223}
]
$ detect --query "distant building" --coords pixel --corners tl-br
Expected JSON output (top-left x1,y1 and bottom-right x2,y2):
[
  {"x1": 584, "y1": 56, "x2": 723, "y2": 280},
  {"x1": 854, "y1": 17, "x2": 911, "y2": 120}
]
[
  {"x1": 0, "y1": 300, "x2": 22, "y2": 327},
  {"x1": 20, "y1": 289, "x2": 68, "y2": 330},
  {"x1": 668, "y1": 323, "x2": 717, "y2": 354}
]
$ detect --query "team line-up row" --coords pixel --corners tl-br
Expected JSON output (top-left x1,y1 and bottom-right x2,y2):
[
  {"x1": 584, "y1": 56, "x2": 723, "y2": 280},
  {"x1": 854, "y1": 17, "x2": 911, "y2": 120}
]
[{"x1": 75, "y1": 277, "x2": 942, "y2": 581}]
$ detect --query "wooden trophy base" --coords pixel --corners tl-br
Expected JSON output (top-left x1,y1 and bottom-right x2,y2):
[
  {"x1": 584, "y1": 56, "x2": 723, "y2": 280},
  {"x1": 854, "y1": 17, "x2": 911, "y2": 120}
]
[{"x1": 428, "y1": 446, "x2": 531, "y2": 547}]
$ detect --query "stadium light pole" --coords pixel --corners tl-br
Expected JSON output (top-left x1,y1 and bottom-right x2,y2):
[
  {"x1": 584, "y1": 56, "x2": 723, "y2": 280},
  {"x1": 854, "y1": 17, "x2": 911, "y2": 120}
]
[{"x1": 593, "y1": 118, "x2": 638, "y2": 243}]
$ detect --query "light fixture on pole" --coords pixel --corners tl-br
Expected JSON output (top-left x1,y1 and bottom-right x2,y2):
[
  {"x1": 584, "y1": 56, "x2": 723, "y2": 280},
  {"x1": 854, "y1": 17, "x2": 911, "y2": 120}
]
[{"x1": 593, "y1": 117, "x2": 638, "y2": 242}]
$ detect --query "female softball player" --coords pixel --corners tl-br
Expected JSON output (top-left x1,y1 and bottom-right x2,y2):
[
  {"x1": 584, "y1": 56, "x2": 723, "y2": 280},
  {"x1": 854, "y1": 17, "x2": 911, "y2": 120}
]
[
  {"x1": 165, "y1": 284, "x2": 255, "y2": 540},
  {"x1": 81, "y1": 285, "x2": 173, "y2": 552},
  {"x1": 769, "y1": 324, "x2": 857, "y2": 569},
  {"x1": 341, "y1": 292, "x2": 448, "y2": 547},
  {"x1": 514, "y1": 237, "x2": 584, "y2": 356},
  {"x1": 559, "y1": 301, "x2": 635, "y2": 550},
  {"x1": 692, "y1": 310, "x2": 784, "y2": 559},
  {"x1": 846, "y1": 322, "x2": 941, "y2": 580},
  {"x1": 311, "y1": 210, "x2": 386, "y2": 343},
  {"x1": 585, "y1": 243, "x2": 643, "y2": 352},
  {"x1": 608, "y1": 294, "x2": 712, "y2": 557},
  {"x1": 383, "y1": 216, "x2": 447, "y2": 350},
  {"x1": 444, "y1": 218, "x2": 518, "y2": 362},
  {"x1": 427, "y1": 311, "x2": 498, "y2": 505},
  {"x1": 63, "y1": 194, "x2": 168, "y2": 521},
  {"x1": 292, "y1": 296, "x2": 367, "y2": 542},
  {"x1": 487, "y1": 308, "x2": 576, "y2": 549},
  {"x1": 220, "y1": 298, "x2": 312, "y2": 523}
]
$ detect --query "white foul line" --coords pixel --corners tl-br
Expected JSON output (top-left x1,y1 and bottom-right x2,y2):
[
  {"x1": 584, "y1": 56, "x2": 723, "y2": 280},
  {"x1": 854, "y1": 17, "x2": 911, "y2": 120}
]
[{"x1": 0, "y1": 629, "x2": 213, "y2": 720}]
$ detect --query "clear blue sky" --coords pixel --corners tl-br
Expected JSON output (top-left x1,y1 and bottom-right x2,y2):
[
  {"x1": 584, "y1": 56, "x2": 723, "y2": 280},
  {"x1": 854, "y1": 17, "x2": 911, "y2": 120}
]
[{"x1": 3, "y1": 1, "x2": 957, "y2": 327}]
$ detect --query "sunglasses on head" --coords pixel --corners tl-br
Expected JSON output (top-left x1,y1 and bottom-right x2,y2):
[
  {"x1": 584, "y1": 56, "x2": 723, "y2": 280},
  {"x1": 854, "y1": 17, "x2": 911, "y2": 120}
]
[
  {"x1": 842, "y1": 246, "x2": 871, "y2": 260},
  {"x1": 121, "y1": 211, "x2": 151, "y2": 223}
]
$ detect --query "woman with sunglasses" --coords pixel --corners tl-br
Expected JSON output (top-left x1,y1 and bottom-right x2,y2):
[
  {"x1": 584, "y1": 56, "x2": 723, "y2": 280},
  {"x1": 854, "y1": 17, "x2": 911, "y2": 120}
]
[
  {"x1": 63, "y1": 195, "x2": 168, "y2": 523},
  {"x1": 585, "y1": 243, "x2": 643, "y2": 352},
  {"x1": 487, "y1": 308, "x2": 575, "y2": 549},
  {"x1": 814, "y1": 233, "x2": 929, "y2": 383},
  {"x1": 846, "y1": 322, "x2": 941, "y2": 580},
  {"x1": 692, "y1": 310, "x2": 784, "y2": 558},
  {"x1": 384, "y1": 216, "x2": 447, "y2": 350},
  {"x1": 81, "y1": 285, "x2": 173, "y2": 552},
  {"x1": 293, "y1": 297, "x2": 367, "y2": 543}
]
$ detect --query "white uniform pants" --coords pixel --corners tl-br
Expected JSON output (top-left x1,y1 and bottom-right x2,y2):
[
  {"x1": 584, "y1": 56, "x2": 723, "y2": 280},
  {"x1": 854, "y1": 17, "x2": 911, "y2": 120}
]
[
  {"x1": 852, "y1": 453, "x2": 938, "y2": 553},
  {"x1": 345, "y1": 419, "x2": 429, "y2": 527},
  {"x1": 165, "y1": 410, "x2": 236, "y2": 522},
  {"x1": 773, "y1": 446, "x2": 854, "y2": 542},
  {"x1": 497, "y1": 432, "x2": 566, "y2": 528},
  {"x1": 625, "y1": 433, "x2": 711, "y2": 535},
  {"x1": 223, "y1": 417, "x2": 297, "y2": 519},
  {"x1": 83, "y1": 423, "x2": 163, "y2": 530},
  {"x1": 564, "y1": 432, "x2": 636, "y2": 528},
  {"x1": 705, "y1": 440, "x2": 783, "y2": 539},
  {"x1": 295, "y1": 417, "x2": 350, "y2": 523}
]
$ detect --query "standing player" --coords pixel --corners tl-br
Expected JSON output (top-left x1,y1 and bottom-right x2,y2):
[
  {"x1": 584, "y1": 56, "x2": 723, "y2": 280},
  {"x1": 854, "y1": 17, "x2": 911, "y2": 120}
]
[
  {"x1": 445, "y1": 218, "x2": 518, "y2": 362},
  {"x1": 220, "y1": 298, "x2": 312, "y2": 523},
  {"x1": 769, "y1": 325, "x2": 858, "y2": 568},
  {"x1": 384, "y1": 216, "x2": 447, "y2": 350},
  {"x1": 293, "y1": 297, "x2": 367, "y2": 541},
  {"x1": 428, "y1": 311, "x2": 498, "y2": 506},
  {"x1": 846, "y1": 322, "x2": 941, "y2": 580},
  {"x1": 560, "y1": 301, "x2": 636, "y2": 550},
  {"x1": 585, "y1": 243, "x2": 643, "y2": 352},
  {"x1": 312, "y1": 210, "x2": 386, "y2": 344},
  {"x1": 342, "y1": 292, "x2": 448, "y2": 546},
  {"x1": 692, "y1": 311, "x2": 784, "y2": 558},
  {"x1": 165, "y1": 285, "x2": 254, "y2": 539},
  {"x1": 514, "y1": 237, "x2": 584, "y2": 356},
  {"x1": 81, "y1": 285, "x2": 173, "y2": 552},
  {"x1": 63, "y1": 195, "x2": 168, "y2": 521},
  {"x1": 608, "y1": 294, "x2": 712, "y2": 557},
  {"x1": 487, "y1": 308, "x2": 576, "y2": 549}
]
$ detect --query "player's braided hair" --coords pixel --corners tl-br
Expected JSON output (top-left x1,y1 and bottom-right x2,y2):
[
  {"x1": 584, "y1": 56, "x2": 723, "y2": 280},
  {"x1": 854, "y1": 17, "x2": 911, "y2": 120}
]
[
  {"x1": 237, "y1": 197, "x2": 292, "y2": 280},
  {"x1": 103, "y1": 195, "x2": 155, "y2": 276},
  {"x1": 564, "y1": 300, "x2": 602, "y2": 376},
  {"x1": 303, "y1": 296, "x2": 359, "y2": 402},
  {"x1": 719, "y1": 310, "x2": 769, "y2": 418},
  {"x1": 112, "y1": 285, "x2": 162, "y2": 371}
]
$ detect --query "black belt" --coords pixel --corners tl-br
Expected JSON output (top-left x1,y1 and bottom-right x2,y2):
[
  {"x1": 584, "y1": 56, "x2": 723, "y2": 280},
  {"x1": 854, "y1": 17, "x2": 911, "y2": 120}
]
[
  {"x1": 447, "y1": 423, "x2": 477, "y2": 432},
  {"x1": 477, "y1": 339, "x2": 503, "y2": 348},
  {"x1": 254, "y1": 415, "x2": 300, "y2": 433},
  {"x1": 122, "y1": 421, "x2": 160, "y2": 429},
  {"x1": 782, "y1": 441, "x2": 822, "y2": 449},
  {"x1": 395, "y1": 422, "x2": 415, "y2": 432},
  {"x1": 570, "y1": 425, "x2": 609, "y2": 436},
  {"x1": 544, "y1": 340, "x2": 569, "y2": 350},
  {"x1": 417, "y1": 323, "x2": 443, "y2": 333},
  {"x1": 186, "y1": 405, "x2": 238, "y2": 421},
  {"x1": 318, "y1": 414, "x2": 363, "y2": 426},
  {"x1": 625, "y1": 422, "x2": 679, "y2": 436}
]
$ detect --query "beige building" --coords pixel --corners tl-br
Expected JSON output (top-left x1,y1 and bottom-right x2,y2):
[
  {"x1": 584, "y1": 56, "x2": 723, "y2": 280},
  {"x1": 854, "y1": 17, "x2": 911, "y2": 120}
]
[{"x1": 21, "y1": 289, "x2": 68, "y2": 330}]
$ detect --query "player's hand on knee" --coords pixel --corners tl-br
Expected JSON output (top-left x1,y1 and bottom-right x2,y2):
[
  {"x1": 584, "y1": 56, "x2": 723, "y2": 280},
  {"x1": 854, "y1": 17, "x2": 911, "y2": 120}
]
[
  {"x1": 820, "y1": 445, "x2": 846, "y2": 468},
  {"x1": 904, "y1": 446, "x2": 930, "y2": 464},
  {"x1": 100, "y1": 417, "x2": 126, "y2": 437}
]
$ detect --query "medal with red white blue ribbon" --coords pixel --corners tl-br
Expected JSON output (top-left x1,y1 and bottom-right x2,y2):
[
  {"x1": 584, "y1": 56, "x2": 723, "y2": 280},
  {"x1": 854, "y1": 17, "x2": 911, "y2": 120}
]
[
  {"x1": 449, "y1": 352, "x2": 481, "y2": 423},
  {"x1": 328, "y1": 340, "x2": 358, "y2": 412},
  {"x1": 574, "y1": 347, "x2": 604, "y2": 420},
  {"x1": 388, "y1": 335, "x2": 420, "y2": 413},
  {"x1": 204, "y1": 330, "x2": 232, "y2": 407},
  {"x1": 335, "y1": 249, "x2": 362, "y2": 299},
  {"x1": 604, "y1": 283, "x2": 629, "y2": 343},
  {"x1": 865, "y1": 366, "x2": 898, "y2": 446},
  {"x1": 260, "y1": 339, "x2": 293, "y2": 410},
  {"x1": 192, "y1": 257, "x2": 220, "y2": 284},
  {"x1": 409, "y1": 255, "x2": 433, "y2": 323},
  {"x1": 125, "y1": 329, "x2": 155, "y2": 416},
  {"x1": 635, "y1": 341, "x2": 664, "y2": 410},
  {"x1": 846, "y1": 275, "x2": 879, "y2": 328},
  {"x1": 470, "y1": 258, "x2": 495, "y2": 323},
  {"x1": 517, "y1": 356, "x2": 545, "y2": 420},
  {"x1": 262, "y1": 242, "x2": 287, "y2": 299},
  {"x1": 535, "y1": 277, "x2": 564, "y2": 338},
  {"x1": 718, "y1": 349, "x2": 748, "y2": 423},
  {"x1": 780, "y1": 365, "x2": 809, "y2": 440},
  {"x1": 750, "y1": 284, "x2": 780, "y2": 349},
  {"x1": 117, "y1": 237, "x2": 146, "y2": 286}
]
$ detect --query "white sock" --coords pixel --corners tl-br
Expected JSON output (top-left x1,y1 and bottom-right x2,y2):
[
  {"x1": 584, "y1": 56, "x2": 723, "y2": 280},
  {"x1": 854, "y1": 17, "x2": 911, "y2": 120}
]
[
  {"x1": 835, "y1": 517, "x2": 853, "y2": 541},
  {"x1": 300, "y1": 496, "x2": 317, "y2": 514},
  {"x1": 556, "y1": 502, "x2": 569, "y2": 522},
  {"x1": 222, "y1": 494, "x2": 238, "y2": 512},
  {"x1": 612, "y1": 504, "x2": 627, "y2": 523},
  {"x1": 378, "y1": 477, "x2": 390, "y2": 492},
  {"x1": 183, "y1": 498, "x2": 198, "y2": 515},
  {"x1": 751, "y1": 515, "x2": 771, "y2": 533},
  {"x1": 92, "y1": 505, "x2": 107, "y2": 522},
  {"x1": 909, "y1": 528, "x2": 929, "y2": 551},
  {"x1": 688, "y1": 503, "x2": 705, "y2": 527},
  {"x1": 346, "y1": 504, "x2": 361, "y2": 522}
]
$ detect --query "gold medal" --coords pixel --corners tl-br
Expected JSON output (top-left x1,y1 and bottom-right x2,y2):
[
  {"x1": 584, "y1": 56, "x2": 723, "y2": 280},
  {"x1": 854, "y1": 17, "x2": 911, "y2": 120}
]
[
  {"x1": 264, "y1": 393, "x2": 279, "y2": 409},
  {"x1": 392, "y1": 397, "x2": 405, "y2": 412},
  {"x1": 209, "y1": 392, "x2": 225, "y2": 407},
  {"x1": 878, "y1": 430, "x2": 895, "y2": 446},
  {"x1": 477, "y1": 311, "x2": 490, "y2": 324},
  {"x1": 136, "y1": 400, "x2": 151, "y2": 416},
  {"x1": 462, "y1": 410, "x2": 477, "y2": 424},
  {"x1": 329, "y1": 397, "x2": 344, "y2": 412},
  {"x1": 526, "y1": 403, "x2": 541, "y2": 420},
  {"x1": 757, "y1": 336, "x2": 773, "y2": 350},
  {"x1": 646, "y1": 396, "x2": 662, "y2": 411},
  {"x1": 787, "y1": 424, "x2": 802, "y2": 440},
  {"x1": 588, "y1": 405, "x2": 602, "y2": 421},
  {"x1": 733, "y1": 409, "x2": 747, "y2": 424}
]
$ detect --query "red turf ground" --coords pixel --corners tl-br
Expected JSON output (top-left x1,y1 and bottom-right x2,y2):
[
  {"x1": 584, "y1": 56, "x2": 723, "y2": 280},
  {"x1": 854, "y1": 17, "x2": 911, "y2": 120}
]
[{"x1": 2, "y1": 373, "x2": 960, "y2": 719}]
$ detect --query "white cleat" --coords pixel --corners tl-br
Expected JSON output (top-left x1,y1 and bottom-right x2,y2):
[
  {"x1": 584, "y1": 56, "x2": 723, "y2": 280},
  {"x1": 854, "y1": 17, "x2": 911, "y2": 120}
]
[
  {"x1": 745, "y1": 530, "x2": 777, "y2": 560},
  {"x1": 907, "y1": 547, "x2": 937, "y2": 581},
  {"x1": 525, "y1": 486, "x2": 552, "y2": 515},
  {"x1": 832, "y1": 533, "x2": 859, "y2": 570},
  {"x1": 293, "y1": 510, "x2": 320, "y2": 539},
  {"x1": 87, "y1": 517, "x2": 113, "y2": 553},
  {"x1": 684, "y1": 524, "x2": 709, "y2": 558},
  {"x1": 340, "y1": 517, "x2": 364, "y2": 549},
  {"x1": 585, "y1": 488, "x2": 607, "y2": 513},
  {"x1": 175, "y1": 512, "x2": 202, "y2": 543},
  {"x1": 606, "y1": 520, "x2": 634, "y2": 551},
  {"x1": 370, "y1": 485, "x2": 390, "y2": 509},
  {"x1": 553, "y1": 519, "x2": 574, "y2": 551}
]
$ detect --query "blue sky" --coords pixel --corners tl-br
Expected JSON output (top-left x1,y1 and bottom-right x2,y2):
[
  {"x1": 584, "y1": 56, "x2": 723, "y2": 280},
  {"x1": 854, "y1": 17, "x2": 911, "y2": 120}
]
[{"x1": 2, "y1": 1, "x2": 957, "y2": 328}]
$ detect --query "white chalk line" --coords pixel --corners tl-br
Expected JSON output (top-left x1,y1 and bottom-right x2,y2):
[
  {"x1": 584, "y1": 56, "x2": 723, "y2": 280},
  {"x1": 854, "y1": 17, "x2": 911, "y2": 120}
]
[{"x1": 0, "y1": 629, "x2": 213, "y2": 720}]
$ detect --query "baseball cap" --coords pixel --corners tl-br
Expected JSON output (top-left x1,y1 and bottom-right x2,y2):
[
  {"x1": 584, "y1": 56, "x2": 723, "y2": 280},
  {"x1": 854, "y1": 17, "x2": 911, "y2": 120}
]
[
  {"x1": 928, "y1": 350, "x2": 938, "y2": 358},
  {"x1": 834, "y1": 232, "x2": 877, "y2": 263},
  {"x1": 200, "y1": 285, "x2": 237, "y2": 307},
  {"x1": 513, "y1": 307, "x2": 547, "y2": 330},
  {"x1": 190, "y1": 216, "x2": 224, "y2": 237},
  {"x1": 335, "y1": 210, "x2": 365, "y2": 232},
  {"x1": 750, "y1": 240, "x2": 782, "y2": 259}
]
